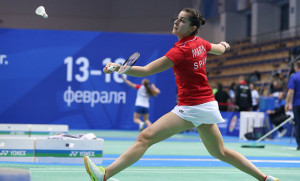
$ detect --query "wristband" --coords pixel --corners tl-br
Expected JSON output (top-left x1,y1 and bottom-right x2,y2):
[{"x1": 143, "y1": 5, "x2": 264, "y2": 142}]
[{"x1": 220, "y1": 42, "x2": 227, "y2": 52}]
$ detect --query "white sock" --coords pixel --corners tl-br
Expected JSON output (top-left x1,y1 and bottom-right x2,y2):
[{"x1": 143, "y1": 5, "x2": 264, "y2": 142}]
[{"x1": 139, "y1": 122, "x2": 144, "y2": 128}]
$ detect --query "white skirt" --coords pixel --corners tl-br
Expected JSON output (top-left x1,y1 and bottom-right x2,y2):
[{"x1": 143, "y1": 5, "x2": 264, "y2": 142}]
[{"x1": 171, "y1": 101, "x2": 225, "y2": 127}]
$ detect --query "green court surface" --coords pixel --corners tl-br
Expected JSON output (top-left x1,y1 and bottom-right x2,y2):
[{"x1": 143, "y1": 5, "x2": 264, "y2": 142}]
[{"x1": 1, "y1": 130, "x2": 300, "y2": 181}]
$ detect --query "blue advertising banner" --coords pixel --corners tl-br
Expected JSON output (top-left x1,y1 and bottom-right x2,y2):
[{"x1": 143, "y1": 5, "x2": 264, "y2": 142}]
[
  {"x1": 220, "y1": 112, "x2": 240, "y2": 137},
  {"x1": 0, "y1": 28, "x2": 178, "y2": 129}
]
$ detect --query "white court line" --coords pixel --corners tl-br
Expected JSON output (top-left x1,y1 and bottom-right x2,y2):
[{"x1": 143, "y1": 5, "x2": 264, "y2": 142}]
[
  {"x1": 29, "y1": 168, "x2": 300, "y2": 171},
  {"x1": 29, "y1": 168, "x2": 300, "y2": 172},
  {"x1": 29, "y1": 170, "x2": 300, "y2": 175},
  {"x1": 103, "y1": 157, "x2": 300, "y2": 163},
  {"x1": 29, "y1": 169, "x2": 120, "y2": 181},
  {"x1": 109, "y1": 178, "x2": 120, "y2": 181},
  {"x1": 125, "y1": 168, "x2": 300, "y2": 172},
  {"x1": 122, "y1": 171, "x2": 300, "y2": 175}
]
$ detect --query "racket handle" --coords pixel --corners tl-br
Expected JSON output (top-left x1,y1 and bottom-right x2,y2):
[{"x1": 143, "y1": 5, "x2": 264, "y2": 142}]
[{"x1": 107, "y1": 66, "x2": 118, "y2": 71}]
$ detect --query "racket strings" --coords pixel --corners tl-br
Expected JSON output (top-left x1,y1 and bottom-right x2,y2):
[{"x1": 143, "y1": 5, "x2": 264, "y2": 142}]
[{"x1": 118, "y1": 52, "x2": 140, "y2": 74}]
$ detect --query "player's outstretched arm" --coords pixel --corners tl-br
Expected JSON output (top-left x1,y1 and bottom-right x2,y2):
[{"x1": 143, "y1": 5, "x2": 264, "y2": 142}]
[
  {"x1": 104, "y1": 56, "x2": 174, "y2": 77},
  {"x1": 121, "y1": 75, "x2": 136, "y2": 88},
  {"x1": 209, "y1": 41, "x2": 230, "y2": 55},
  {"x1": 285, "y1": 89, "x2": 294, "y2": 112},
  {"x1": 125, "y1": 56, "x2": 173, "y2": 77},
  {"x1": 151, "y1": 84, "x2": 161, "y2": 96}
]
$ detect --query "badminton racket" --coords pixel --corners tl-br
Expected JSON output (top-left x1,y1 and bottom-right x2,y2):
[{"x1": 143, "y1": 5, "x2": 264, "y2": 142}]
[{"x1": 107, "y1": 52, "x2": 140, "y2": 74}]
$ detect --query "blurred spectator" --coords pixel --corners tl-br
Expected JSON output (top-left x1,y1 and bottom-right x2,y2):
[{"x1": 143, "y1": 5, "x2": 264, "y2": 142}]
[
  {"x1": 267, "y1": 92, "x2": 289, "y2": 138},
  {"x1": 268, "y1": 78, "x2": 284, "y2": 97},
  {"x1": 228, "y1": 82, "x2": 236, "y2": 111},
  {"x1": 214, "y1": 83, "x2": 230, "y2": 112},
  {"x1": 288, "y1": 58, "x2": 296, "y2": 77},
  {"x1": 249, "y1": 83, "x2": 259, "y2": 111},
  {"x1": 228, "y1": 82, "x2": 236, "y2": 102},
  {"x1": 235, "y1": 76, "x2": 252, "y2": 111},
  {"x1": 249, "y1": 71, "x2": 261, "y2": 83},
  {"x1": 285, "y1": 59, "x2": 300, "y2": 151},
  {"x1": 287, "y1": 53, "x2": 300, "y2": 78},
  {"x1": 270, "y1": 63, "x2": 282, "y2": 78},
  {"x1": 290, "y1": 46, "x2": 300, "y2": 58}
]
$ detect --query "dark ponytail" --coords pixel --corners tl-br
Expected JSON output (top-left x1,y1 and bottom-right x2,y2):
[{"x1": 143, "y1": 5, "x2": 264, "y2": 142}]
[
  {"x1": 143, "y1": 79, "x2": 156, "y2": 97},
  {"x1": 182, "y1": 8, "x2": 205, "y2": 35}
]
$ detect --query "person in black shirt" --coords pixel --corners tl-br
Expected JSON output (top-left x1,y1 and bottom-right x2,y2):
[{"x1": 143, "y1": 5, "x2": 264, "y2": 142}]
[
  {"x1": 214, "y1": 83, "x2": 230, "y2": 111},
  {"x1": 235, "y1": 76, "x2": 252, "y2": 111}
]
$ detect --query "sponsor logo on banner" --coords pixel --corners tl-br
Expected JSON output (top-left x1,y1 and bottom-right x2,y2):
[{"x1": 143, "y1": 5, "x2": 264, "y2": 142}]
[
  {"x1": 69, "y1": 151, "x2": 95, "y2": 157},
  {"x1": 0, "y1": 150, "x2": 28, "y2": 156},
  {"x1": 229, "y1": 115, "x2": 237, "y2": 132}
]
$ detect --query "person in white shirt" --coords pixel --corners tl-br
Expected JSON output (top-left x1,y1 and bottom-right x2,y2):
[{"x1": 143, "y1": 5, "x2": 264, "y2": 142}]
[
  {"x1": 122, "y1": 75, "x2": 160, "y2": 131},
  {"x1": 228, "y1": 82, "x2": 236, "y2": 111},
  {"x1": 250, "y1": 83, "x2": 259, "y2": 111}
]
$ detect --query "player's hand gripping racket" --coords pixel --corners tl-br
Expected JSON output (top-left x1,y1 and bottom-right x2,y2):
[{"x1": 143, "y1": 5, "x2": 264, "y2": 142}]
[{"x1": 107, "y1": 52, "x2": 140, "y2": 74}]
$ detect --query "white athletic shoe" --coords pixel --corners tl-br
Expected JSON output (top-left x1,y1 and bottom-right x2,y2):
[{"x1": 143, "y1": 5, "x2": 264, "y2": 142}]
[
  {"x1": 277, "y1": 129, "x2": 287, "y2": 138},
  {"x1": 139, "y1": 122, "x2": 145, "y2": 131},
  {"x1": 265, "y1": 175, "x2": 279, "y2": 181},
  {"x1": 84, "y1": 156, "x2": 105, "y2": 181}
]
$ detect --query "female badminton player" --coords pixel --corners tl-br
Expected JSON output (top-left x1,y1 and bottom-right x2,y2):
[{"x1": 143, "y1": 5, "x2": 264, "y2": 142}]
[
  {"x1": 121, "y1": 75, "x2": 161, "y2": 131},
  {"x1": 84, "y1": 8, "x2": 279, "y2": 181}
]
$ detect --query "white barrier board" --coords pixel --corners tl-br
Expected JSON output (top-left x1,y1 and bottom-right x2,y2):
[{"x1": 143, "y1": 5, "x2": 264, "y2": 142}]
[
  {"x1": 30, "y1": 124, "x2": 68, "y2": 136},
  {"x1": 0, "y1": 124, "x2": 29, "y2": 136},
  {"x1": 239, "y1": 111, "x2": 265, "y2": 140},
  {"x1": 0, "y1": 137, "x2": 35, "y2": 162},
  {"x1": 0, "y1": 124, "x2": 68, "y2": 137},
  {"x1": 35, "y1": 138, "x2": 103, "y2": 164},
  {"x1": 0, "y1": 137, "x2": 103, "y2": 164}
]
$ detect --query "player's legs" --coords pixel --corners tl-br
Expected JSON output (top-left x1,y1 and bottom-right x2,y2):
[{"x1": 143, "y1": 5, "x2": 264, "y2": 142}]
[
  {"x1": 133, "y1": 112, "x2": 142, "y2": 124},
  {"x1": 142, "y1": 113, "x2": 152, "y2": 127},
  {"x1": 134, "y1": 112, "x2": 145, "y2": 131},
  {"x1": 197, "y1": 123, "x2": 266, "y2": 180},
  {"x1": 293, "y1": 106, "x2": 300, "y2": 149},
  {"x1": 104, "y1": 112, "x2": 194, "y2": 179}
]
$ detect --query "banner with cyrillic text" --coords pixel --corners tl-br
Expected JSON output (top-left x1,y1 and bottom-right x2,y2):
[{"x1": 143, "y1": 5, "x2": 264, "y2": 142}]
[{"x1": 0, "y1": 28, "x2": 177, "y2": 129}]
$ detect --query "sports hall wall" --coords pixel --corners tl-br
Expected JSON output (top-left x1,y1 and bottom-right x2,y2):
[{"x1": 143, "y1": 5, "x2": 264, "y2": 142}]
[{"x1": 0, "y1": 28, "x2": 178, "y2": 130}]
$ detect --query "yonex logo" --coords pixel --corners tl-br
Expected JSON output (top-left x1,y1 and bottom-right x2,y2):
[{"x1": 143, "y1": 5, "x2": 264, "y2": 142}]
[
  {"x1": 0, "y1": 150, "x2": 9, "y2": 156},
  {"x1": 69, "y1": 151, "x2": 78, "y2": 157},
  {"x1": 79, "y1": 151, "x2": 95, "y2": 157},
  {"x1": 10, "y1": 150, "x2": 26, "y2": 156},
  {"x1": 69, "y1": 151, "x2": 95, "y2": 157},
  {"x1": 179, "y1": 109, "x2": 184, "y2": 113}
]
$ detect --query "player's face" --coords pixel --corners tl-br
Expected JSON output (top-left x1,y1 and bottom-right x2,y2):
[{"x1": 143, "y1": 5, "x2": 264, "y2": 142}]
[
  {"x1": 172, "y1": 11, "x2": 194, "y2": 39},
  {"x1": 250, "y1": 83, "x2": 254, "y2": 89}
]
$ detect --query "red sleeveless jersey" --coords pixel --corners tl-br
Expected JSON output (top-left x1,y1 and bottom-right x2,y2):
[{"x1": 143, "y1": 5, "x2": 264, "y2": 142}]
[{"x1": 165, "y1": 36, "x2": 215, "y2": 106}]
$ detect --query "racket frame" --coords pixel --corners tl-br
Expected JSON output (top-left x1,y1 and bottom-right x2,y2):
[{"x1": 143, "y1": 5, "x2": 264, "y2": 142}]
[{"x1": 107, "y1": 52, "x2": 140, "y2": 74}]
